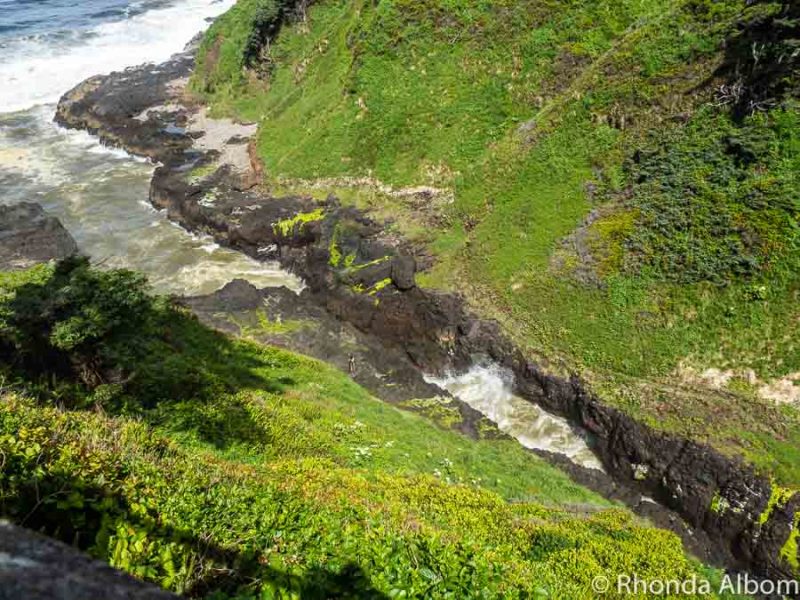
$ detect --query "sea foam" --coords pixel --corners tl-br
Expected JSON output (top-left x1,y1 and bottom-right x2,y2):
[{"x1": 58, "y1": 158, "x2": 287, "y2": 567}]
[
  {"x1": 0, "y1": 0, "x2": 235, "y2": 114},
  {"x1": 425, "y1": 363, "x2": 604, "y2": 470}
]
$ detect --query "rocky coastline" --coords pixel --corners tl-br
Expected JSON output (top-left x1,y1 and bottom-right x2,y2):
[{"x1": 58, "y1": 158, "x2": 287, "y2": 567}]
[{"x1": 52, "y1": 46, "x2": 799, "y2": 582}]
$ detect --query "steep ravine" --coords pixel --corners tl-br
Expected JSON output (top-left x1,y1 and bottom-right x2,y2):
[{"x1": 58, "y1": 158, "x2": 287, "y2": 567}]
[{"x1": 54, "y1": 48, "x2": 799, "y2": 582}]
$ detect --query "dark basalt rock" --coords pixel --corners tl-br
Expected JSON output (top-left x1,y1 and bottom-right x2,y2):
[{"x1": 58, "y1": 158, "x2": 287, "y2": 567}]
[
  {"x1": 55, "y1": 50, "x2": 195, "y2": 162},
  {"x1": 390, "y1": 255, "x2": 416, "y2": 291},
  {"x1": 0, "y1": 521, "x2": 177, "y2": 600},
  {"x1": 199, "y1": 277, "x2": 265, "y2": 311},
  {"x1": 55, "y1": 52, "x2": 800, "y2": 583},
  {"x1": 183, "y1": 279, "x2": 454, "y2": 407},
  {"x1": 0, "y1": 203, "x2": 78, "y2": 270}
]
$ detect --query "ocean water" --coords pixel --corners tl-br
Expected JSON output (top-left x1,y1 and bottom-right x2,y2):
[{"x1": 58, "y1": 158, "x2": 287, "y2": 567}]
[{"x1": 0, "y1": 0, "x2": 299, "y2": 295}]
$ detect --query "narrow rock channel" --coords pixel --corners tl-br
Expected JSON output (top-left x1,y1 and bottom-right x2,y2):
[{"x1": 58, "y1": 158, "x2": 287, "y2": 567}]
[{"x1": 425, "y1": 363, "x2": 603, "y2": 471}]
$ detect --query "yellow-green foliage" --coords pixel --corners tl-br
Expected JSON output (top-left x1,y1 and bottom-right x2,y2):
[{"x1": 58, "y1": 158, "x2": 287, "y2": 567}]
[
  {"x1": 759, "y1": 484, "x2": 796, "y2": 525},
  {"x1": 757, "y1": 483, "x2": 800, "y2": 574},
  {"x1": 710, "y1": 491, "x2": 728, "y2": 515},
  {"x1": 235, "y1": 309, "x2": 306, "y2": 338},
  {"x1": 255, "y1": 310, "x2": 304, "y2": 335},
  {"x1": 402, "y1": 397, "x2": 464, "y2": 430},
  {"x1": 368, "y1": 278, "x2": 392, "y2": 296},
  {"x1": 328, "y1": 223, "x2": 342, "y2": 267},
  {"x1": 585, "y1": 208, "x2": 639, "y2": 277},
  {"x1": 185, "y1": 162, "x2": 217, "y2": 183},
  {"x1": 272, "y1": 208, "x2": 324, "y2": 237},
  {"x1": 345, "y1": 255, "x2": 390, "y2": 272},
  {"x1": 0, "y1": 394, "x2": 721, "y2": 598},
  {"x1": 782, "y1": 513, "x2": 800, "y2": 571}
]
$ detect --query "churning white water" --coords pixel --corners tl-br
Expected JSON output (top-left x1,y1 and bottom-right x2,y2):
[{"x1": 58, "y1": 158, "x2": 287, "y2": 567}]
[
  {"x1": 0, "y1": 0, "x2": 237, "y2": 113},
  {"x1": 426, "y1": 364, "x2": 604, "y2": 471},
  {"x1": 0, "y1": 105, "x2": 300, "y2": 295},
  {"x1": 0, "y1": 0, "x2": 302, "y2": 295}
]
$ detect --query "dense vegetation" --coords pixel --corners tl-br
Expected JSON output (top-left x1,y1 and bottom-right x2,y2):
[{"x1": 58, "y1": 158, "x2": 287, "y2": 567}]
[
  {"x1": 191, "y1": 0, "x2": 800, "y2": 487},
  {"x1": 0, "y1": 260, "x2": 735, "y2": 597}
]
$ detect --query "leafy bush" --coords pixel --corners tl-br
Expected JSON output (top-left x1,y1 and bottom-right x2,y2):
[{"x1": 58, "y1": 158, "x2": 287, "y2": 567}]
[
  {"x1": 0, "y1": 258, "x2": 259, "y2": 410},
  {"x1": 193, "y1": 0, "x2": 306, "y2": 97},
  {"x1": 715, "y1": 0, "x2": 800, "y2": 117},
  {"x1": 619, "y1": 105, "x2": 800, "y2": 284},
  {"x1": 244, "y1": 0, "x2": 305, "y2": 70},
  {"x1": 0, "y1": 257, "x2": 157, "y2": 398}
]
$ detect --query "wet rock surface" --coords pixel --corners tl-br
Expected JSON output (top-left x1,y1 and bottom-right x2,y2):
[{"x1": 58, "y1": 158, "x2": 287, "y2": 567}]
[
  {"x1": 0, "y1": 202, "x2": 78, "y2": 270},
  {"x1": 0, "y1": 521, "x2": 177, "y2": 600},
  {"x1": 55, "y1": 52, "x2": 799, "y2": 581}
]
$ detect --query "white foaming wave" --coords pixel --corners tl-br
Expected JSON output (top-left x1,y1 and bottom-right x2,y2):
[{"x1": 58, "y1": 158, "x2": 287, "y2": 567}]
[
  {"x1": 163, "y1": 257, "x2": 303, "y2": 297},
  {"x1": 54, "y1": 120, "x2": 149, "y2": 162},
  {"x1": 425, "y1": 363, "x2": 604, "y2": 471},
  {"x1": 0, "y1": 106, "x2": 149, "y2": 189},
  {"x1": 0, "y1": 0, "x2": 236, "y2": 113},
  {"x1": 85, "y1": 140, "x2": 146, "y2": 161},
  {"x1": 159, "y1": 226, "x2": 304, "y2": 293}
]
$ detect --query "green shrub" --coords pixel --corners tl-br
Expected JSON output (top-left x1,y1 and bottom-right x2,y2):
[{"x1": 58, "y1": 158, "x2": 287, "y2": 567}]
[
  {"x1": 0, "y1": 258, "x2": 259, "y2": 410},
  {"x1": 0, "y1": 257, "x2": 157, "y2": 399},
  {"x1": 618, "y1": 105, "x2": 800, "y2": 284},
  {"x1": 193, "y1": 0, "x2": 303, "y2": 98},
  {"x1": 716, "y1": 0, "x2": 800, "y2": 117}
]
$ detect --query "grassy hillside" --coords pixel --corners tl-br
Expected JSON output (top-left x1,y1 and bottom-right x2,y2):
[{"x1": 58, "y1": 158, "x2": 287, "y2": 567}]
[
  {"x1": 0, "y1": 260, "x2": 733, "y2": 598},
  {"x1": 191, "y1": 0, "x2": 800, "y2": 486}
]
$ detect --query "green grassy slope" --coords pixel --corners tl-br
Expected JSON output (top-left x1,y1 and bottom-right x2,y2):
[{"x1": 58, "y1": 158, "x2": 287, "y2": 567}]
[
  {"x1": 191, "y1": 0, "x2": 800, "y2": 486},
  {"x1": 0, "y1": 261, "x2": 731, "y2": 598}
]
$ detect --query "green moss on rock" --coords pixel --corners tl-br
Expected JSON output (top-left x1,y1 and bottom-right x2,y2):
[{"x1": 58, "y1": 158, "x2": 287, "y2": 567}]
[
  {"x1": 272, "y1": 208, "x2": 325, "y2": 237},
  {"x1": 328, "y1": 223, "x2": 343, "y2": 267},
  {"x1": 759, "y1": 484, "x2": 796, "y2": 526},
  {"x1": 402, "y1": 397, "x2": 464, "y2": 430},
  {"x1": 368, "y1": 278, "x2": 392, "y2": 296},
  {"x1": 781, "y1": 513, "x2": 800, "y2": 572}
]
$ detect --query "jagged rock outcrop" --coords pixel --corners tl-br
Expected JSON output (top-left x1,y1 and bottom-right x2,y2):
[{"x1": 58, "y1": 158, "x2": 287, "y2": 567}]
[
  {"x1": 54, "y1": 47, "x2": 195, "y2": 161},
  {"x1": 0, "y1": 521, "x2": 176, "y2": 600},
  {"x1": 0, "y1": 203, "x2": 78, "y2": 270}
]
